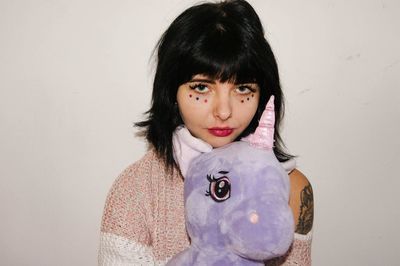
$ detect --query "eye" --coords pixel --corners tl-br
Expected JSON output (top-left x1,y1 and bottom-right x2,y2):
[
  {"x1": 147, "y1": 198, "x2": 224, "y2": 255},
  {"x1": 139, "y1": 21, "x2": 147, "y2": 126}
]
[
  {"x1": 205, "y1": 175, "x2": 231, "y2": 202},
  {"x1": 235, "y1": 85, "x2": 257, "y2": 95},
  {"x1": 189, "y1": 83, "x2": 210, "y2": 94}
]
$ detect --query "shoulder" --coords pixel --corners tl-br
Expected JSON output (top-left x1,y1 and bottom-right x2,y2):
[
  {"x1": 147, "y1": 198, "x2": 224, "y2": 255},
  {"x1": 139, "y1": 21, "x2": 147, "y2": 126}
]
[
  {"x1": 115, "y1": 149, "x2": 161, "y2": 182},
  {"x1": 288, "y1": 169, "x2": 314, "y2": 235},
  {"x1": 105, "y1": 150, "x2": 162, "y2": 204},
  {"x1": 101, "y1": 149, "x2": 165, "y2": 231},
  {"x1": 107, "y1": 149, "x2": 178, "y2": 199}
]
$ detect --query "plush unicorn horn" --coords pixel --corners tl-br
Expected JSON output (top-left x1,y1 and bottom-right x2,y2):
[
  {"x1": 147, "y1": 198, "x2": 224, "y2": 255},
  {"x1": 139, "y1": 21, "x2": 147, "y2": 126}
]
[{"x1": 242, "y1": 95, "x2": 275, "y2": 150}]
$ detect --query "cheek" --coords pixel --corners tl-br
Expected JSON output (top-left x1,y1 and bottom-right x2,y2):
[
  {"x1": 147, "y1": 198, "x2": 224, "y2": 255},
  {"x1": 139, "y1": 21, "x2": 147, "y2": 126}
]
[
  {"x1": 234, "y1": 94, "x2": 259, "y2": 121},
  {"x1": 177, "y1": 88, "x2": 210, "y2": 119},
  {"x1": 239, "y1": 93, "x2": 257, "y2": 104},
  {"x1": 177, "y1": 95, "x2": 211, "y2": 125},
  {"x1": 188, "y1": 93, "x2": 209, "y2": 104}
]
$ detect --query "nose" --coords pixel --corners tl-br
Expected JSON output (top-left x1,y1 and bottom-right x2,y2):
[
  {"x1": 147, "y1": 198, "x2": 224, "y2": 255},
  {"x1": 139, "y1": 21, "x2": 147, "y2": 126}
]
[{"x1": 213, "y1": 90, "x2": 232, "y2": 121}]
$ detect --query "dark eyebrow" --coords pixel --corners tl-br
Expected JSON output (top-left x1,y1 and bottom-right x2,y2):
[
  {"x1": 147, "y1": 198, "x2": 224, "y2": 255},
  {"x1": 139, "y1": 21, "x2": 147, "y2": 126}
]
[
  {"x1": 189, "y1": 78, "x2": 257, "y2": 86},
  {"x1": 189, "y1": 78, "x2": 216, "y2": 84},
  {"x1": 218, "y1": 171, "x2": 229, "y2": 174}
]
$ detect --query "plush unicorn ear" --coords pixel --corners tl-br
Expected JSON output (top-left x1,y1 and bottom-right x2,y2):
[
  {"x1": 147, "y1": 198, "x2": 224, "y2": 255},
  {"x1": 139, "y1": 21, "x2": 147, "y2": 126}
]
[{"x1": 242, "y1": 95, "x2": 275, "y2": 150}]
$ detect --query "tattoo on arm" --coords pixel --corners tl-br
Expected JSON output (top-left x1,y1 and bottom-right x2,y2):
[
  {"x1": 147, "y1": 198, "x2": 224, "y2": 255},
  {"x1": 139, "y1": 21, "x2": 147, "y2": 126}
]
[{"x1": 295, "y1": 183, "x2": 314, "y2": 234}]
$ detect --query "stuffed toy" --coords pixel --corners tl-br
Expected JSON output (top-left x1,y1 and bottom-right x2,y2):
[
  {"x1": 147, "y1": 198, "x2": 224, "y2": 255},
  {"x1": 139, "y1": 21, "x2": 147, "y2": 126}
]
[{"x1": 168, "y1": 96, "x2": 294, "y2": 265}]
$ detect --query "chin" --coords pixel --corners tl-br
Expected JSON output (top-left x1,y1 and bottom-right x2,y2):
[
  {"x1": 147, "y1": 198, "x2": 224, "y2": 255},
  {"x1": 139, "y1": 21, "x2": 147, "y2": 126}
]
[{"x1": 208, "y1": 137, "x2": 235, "y2": 148}]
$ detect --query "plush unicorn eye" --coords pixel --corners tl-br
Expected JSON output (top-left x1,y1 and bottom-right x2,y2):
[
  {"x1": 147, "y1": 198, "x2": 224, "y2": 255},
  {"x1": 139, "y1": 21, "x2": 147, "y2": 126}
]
[{"x1": 206, "y1": 175, "x2": 231, "y2": 202}]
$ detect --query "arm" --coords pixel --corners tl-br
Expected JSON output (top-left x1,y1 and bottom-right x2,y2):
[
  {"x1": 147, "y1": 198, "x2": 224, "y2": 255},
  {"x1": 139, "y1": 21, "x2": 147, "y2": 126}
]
[
  {"x1": 98, "y1": 163, "x2": 155, "y2": 266},
  {"x1": 289, "y1": 169, "x2": 314, "y2": 236},
  {"x1": 266, "y1": 169, "x2": 314, "y2": 266}
]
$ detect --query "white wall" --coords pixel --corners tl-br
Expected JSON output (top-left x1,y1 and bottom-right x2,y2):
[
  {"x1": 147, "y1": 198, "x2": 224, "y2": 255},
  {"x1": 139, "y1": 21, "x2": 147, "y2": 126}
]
[{"x1": 0, "y1": 0, "x2": 399, "y2": 265}]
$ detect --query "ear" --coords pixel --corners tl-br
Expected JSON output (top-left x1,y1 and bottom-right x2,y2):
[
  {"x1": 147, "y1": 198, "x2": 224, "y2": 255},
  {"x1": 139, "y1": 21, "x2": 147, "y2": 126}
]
[{"x1": 173, "y1": 126, "x2": 213, "y2": 176}]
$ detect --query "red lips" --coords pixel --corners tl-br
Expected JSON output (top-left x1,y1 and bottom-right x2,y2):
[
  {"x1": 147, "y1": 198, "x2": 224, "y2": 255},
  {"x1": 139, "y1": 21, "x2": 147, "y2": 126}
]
[{"x1": 208, "y1": 127, "x2": 234, "y2": 137}]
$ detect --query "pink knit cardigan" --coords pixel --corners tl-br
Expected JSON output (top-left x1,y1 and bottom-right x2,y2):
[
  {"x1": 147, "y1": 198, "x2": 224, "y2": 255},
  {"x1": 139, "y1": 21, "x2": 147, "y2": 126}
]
[{"x1": 99, "y1": 150, "x2": 312, "y2": 265}]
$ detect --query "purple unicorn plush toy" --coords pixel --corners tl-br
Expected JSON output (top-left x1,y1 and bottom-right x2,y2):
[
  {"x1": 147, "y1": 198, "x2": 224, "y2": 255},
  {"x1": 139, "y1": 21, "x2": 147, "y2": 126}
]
[{"x1": 168, "y1": 96, "x2": 294, "y2": 266}]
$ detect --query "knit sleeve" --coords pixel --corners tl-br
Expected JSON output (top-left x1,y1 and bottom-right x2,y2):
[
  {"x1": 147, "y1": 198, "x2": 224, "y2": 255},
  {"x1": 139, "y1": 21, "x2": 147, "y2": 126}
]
[
  {"x1": 98, "y1": 162, "x2": 156, "y2": 265},
  {"x1": 265, "y1": 231, "x2": 313, "y2": 266}
]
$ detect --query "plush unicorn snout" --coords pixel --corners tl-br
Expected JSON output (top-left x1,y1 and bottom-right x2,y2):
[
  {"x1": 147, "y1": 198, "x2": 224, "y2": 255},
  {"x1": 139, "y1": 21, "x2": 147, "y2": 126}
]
[
  {"x1": 220, "y1": 190, "x2": 294, "y2": 261},
  {"x1": 249, "y1": 211, "x2": 259, "y2": 224}
]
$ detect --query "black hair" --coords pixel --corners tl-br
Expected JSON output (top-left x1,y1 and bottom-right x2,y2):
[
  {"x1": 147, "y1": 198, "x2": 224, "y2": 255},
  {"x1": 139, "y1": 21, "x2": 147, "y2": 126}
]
[{"x1": 135, "y1": 0, "x2": 294, "y2": 170}]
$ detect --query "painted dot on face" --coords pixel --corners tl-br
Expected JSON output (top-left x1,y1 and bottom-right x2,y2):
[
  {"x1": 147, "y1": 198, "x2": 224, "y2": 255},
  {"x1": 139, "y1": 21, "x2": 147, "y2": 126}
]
[
  {"x1": 251, "y1": 94, "x2": 254, "y2": 97},
  {"x1": 196, "y1": 97, "x2": 199, "y2": 101},
  {"x1": 204, "y1": 99, "x2": 208, "y2": 103},
  {"x1": 247, "y1": 97, "x2": 250, "y2": 101},
  {"x1": 241, "y1": 100, "x2": 244, "y2": 103},
  {"x1": 189, "y1": 94, "x2": 192, "y2": 98}
]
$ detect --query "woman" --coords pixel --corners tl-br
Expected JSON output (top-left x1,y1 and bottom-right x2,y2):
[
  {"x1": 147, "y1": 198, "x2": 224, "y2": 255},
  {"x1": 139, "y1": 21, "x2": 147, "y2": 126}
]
[{"x1": 99, "y1": 0, "x2": 313, "y2": 265}]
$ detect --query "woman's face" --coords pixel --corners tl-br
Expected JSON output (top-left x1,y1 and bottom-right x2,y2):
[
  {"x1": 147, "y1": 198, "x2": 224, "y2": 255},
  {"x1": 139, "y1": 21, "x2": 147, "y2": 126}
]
[{"x1": 177, "y1": 74, "x2": 260, "y2": 148}]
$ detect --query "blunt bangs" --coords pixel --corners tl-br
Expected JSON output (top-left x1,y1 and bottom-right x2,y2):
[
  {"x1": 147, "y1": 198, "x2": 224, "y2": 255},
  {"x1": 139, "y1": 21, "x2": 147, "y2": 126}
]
[{"x1": 176, "y1": 15, "x2": 263, "y2": 85}]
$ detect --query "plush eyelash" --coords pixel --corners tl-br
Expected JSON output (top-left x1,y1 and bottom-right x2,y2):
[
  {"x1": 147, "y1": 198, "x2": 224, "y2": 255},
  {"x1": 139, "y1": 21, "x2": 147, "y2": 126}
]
[{"x1": 205, "y1": 174, "x2": 215, "y2": 196}]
